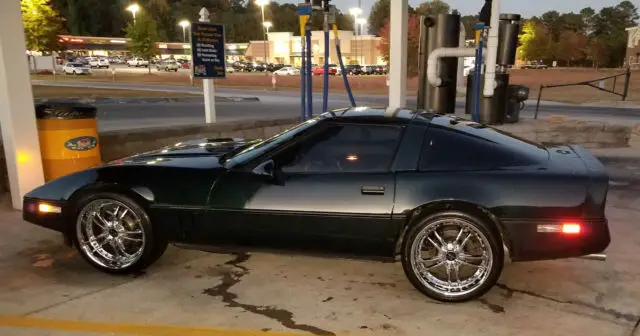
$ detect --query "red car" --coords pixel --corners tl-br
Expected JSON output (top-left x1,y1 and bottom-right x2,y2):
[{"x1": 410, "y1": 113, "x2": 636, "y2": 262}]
[{"x1": 312, "y1": 65, "x2": 337, "y2": 75}]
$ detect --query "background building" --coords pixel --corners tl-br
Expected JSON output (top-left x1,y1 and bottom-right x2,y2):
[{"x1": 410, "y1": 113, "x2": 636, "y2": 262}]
[
  {"x1": 244, "y1": 30, "x2": 385, "y2": 66},
  {"x1": 627, "y1": 26, "x2": 640, "y2": 68}
]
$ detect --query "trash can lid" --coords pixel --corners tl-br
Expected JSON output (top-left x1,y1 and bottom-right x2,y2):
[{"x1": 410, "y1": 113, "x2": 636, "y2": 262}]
[{"x1": 35, "y1": 101, "x2": 97, "y2": 119}]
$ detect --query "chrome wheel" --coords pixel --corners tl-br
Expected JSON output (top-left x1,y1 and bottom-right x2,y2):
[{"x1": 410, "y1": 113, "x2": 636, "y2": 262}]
[
  {"x1": 76, "y1": 199, "x2": 146, "y2": 270},
  {"x1": 410, "y1": 217, "x2": 493, "y2": 298}
]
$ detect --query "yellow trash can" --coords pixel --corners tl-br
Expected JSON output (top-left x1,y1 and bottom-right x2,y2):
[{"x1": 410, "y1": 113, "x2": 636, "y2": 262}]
[{"x1": 35, "y1": 102, "x2": 101, "y2": 181}]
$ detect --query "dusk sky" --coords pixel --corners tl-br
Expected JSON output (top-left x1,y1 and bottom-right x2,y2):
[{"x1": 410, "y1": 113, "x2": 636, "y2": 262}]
[{"x1": 276, "y1": 0, "x2": 628, "y2": 18}]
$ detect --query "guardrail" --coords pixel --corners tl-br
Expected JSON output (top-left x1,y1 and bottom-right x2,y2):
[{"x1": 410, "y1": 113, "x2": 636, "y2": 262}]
[{"x1": 534, "y1": 68, "x2": 632, "y2": 119}]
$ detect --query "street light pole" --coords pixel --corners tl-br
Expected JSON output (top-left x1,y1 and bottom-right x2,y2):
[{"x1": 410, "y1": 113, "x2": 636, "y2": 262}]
[
  {"x1": 256, "y1": 0, "x2": 269, "y2": 63},
  {"x1": 178, "y1": 20, "x2": 190, "y2": 43},
  {"x1": 349, "y1": 7, "x2": 361, "y2": 65},
  {"x1": 263, "y1": 21, "x2": 272, "y2": 63},
  {"x1": 126, "y1": 3, "x2": 139, "y2": 25}
]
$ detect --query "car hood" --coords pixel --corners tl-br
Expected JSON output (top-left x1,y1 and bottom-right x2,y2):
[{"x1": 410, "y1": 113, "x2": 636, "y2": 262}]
[{"x1": 105, "y1": 137, "x2": 258, "y2": 169}]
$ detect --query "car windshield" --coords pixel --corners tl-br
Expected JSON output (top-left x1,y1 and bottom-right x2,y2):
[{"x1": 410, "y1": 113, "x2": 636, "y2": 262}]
[{"x1": 222, "y1": 117, "x2": 320, "y2": 166}]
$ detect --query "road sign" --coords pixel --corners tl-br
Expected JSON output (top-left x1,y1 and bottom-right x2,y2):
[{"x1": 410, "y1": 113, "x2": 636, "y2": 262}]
[{"x1": 190, "y1": 22, "x2": 226, "y2": 78}]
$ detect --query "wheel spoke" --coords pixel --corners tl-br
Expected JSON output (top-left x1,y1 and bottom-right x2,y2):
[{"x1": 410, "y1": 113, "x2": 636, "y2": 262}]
[
  {"x1": 409, "y1": 216, "x2": 494, "y2": 299},
  {"x1": 76, "y1": 199, "x2": 146, "y2": 270},
  {"x1": 433, "y1": 230, "x2": 446, "y2": 246}
]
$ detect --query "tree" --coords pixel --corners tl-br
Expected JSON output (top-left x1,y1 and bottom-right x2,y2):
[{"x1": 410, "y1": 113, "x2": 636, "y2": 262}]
[
  {"x1": 461, "y1": 15, "x2": 479, "y2": 40},
  {"x1": 21, "y1": 0, "x2": 66, "y2": 54},
  {"x1": 378, "y1": 15, "x2": 421, "y2": 76},
  {"x1": 586, "y1": 38, "x2": 610, "y2": 69},
  {"x1": 368, "y1": 0, "x2": 390, "y2": 35},
  {"x1": 518, "y1": 20, "x2": 551, "y2": 62},
  {"x1": 555, "y1": 30, "x2": 587, "y2": 65},
  {"x1": 125, "y1": 10, "x2": 160, "y2": 73},
  {"x1": 416, "y1": 0, "x2": 450, "y2": 17}
]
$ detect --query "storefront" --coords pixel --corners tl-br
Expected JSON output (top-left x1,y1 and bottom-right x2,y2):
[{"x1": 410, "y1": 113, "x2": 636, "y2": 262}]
[
  {"x1": 56, "y1": 35, "x2": 247, "y2": 61},
  {"x1": 244, "y1": 30, "x2": 386, "y2": 66}
]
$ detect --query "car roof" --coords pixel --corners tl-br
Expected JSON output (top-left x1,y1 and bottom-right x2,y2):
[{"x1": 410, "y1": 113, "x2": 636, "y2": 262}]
[{"x1": 321, "y1": 107, "x2": 439, "y2": 126}]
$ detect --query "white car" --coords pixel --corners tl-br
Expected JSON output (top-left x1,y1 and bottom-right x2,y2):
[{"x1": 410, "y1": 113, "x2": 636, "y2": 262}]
[
  {"x1": 62, "y1": 62, "x2": 90, "y2": 75},
  {"x1": 87, "y1": 57, "x2": 109, "y2": 68},
  {"x1": 127, "y1": 57, "x2": 149, "y2": 67},
  {"x1": 274, "y1": 66, "x2": 300, "y2": 76}
]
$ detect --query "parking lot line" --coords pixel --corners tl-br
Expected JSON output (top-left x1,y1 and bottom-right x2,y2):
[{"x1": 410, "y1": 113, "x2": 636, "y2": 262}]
[{"x1": 0, "y1": 315, "x2": 338, "y2": 336}]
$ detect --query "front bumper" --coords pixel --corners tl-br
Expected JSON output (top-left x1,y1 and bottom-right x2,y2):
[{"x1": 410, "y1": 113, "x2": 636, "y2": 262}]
[
  {"x1": 22, "y1": 198, "x2": 68, "y2": 233},
  {"x1": 502, "y1": 217, "x2": 610, "y2": 262}
]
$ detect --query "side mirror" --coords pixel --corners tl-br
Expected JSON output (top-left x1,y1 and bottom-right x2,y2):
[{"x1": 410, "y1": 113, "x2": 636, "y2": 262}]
[
  {"x1": 252, "y1": 160, "x2": 286, "y2": 185},
  {"x1": 252, "y1": 159, "x2": 275, "y2": 178}
]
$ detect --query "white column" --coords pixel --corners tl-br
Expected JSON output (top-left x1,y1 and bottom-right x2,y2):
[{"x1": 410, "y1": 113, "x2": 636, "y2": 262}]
[
  {"x1": 0, "y1": 0, "x2": 45, "y2": 210},
  {"x1": 387, "y1": 0, "x2": 408, "y2": 112}
]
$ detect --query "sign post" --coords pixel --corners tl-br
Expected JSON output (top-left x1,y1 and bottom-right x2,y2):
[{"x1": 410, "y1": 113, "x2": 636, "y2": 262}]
[{"x1": 191, "y1": 8, "x2": 226, "y2": 124}]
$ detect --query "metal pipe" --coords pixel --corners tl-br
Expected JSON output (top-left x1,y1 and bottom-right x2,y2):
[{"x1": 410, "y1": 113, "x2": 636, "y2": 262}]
[
  {"x1": 456, "y1": 23, "x2": 466, "y2": 91},
  {"x1": 579, "y1": 253, "x2": 606, "y2": 261},
  {"x1": 427, "y1": 47, "x2": 485, "y2": 87},
  {"x1": 483, "y1": 0, "x2": 500, "y2": 97}
]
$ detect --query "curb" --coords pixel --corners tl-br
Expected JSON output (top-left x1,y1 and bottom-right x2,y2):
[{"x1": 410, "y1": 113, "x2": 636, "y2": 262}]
[{"x1": 34, "y1": 96, "x2": 260, "y2": 104}]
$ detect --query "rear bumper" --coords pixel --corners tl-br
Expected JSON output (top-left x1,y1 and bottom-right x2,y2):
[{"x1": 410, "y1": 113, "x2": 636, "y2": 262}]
[{"x1": 502, "y1": 217, "x2": 610, "y2": 262}]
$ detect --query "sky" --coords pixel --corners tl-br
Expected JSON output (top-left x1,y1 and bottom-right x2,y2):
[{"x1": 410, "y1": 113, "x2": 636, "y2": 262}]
[{"x1": 275, "y1": 0, "x2": 628, "y2": 18}]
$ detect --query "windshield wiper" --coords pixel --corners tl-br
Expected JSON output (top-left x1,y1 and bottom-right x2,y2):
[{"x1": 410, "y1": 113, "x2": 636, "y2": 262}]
[{"x1": 218, "y1": 140, "x2": 260, "y2": 164}]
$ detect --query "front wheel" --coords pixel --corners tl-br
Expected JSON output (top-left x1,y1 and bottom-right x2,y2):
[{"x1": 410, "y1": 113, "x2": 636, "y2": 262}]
[
  {"x1": 72, "y1": 192, "x2": 168, "y2": 274},
  {"x1": 401, "y1": 211, "x2": 503, "y2": 302}
]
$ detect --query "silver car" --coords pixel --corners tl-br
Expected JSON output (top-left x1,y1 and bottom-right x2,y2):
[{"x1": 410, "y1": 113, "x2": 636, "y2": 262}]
[
  {"x1": 156, "y1": 59, "x2": 180, "y2": 72},
  {"x1": 62, "y1": 62, "x2": 90, "y2": 75}
]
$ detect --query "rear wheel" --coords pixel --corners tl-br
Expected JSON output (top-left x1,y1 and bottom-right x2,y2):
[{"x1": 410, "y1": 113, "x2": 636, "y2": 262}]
[
  {"x1": 72, "y1": 192, "x2": 168, "y2": 274},
  {"x1": 401, "y1": 211, "x2": 503, "y2": 302}
]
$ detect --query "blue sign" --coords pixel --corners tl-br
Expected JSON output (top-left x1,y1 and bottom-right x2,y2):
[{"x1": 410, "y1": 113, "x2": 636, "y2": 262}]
[
  {"x1": 298, "y1": 3, "x2": 312, "y2": 16},
  {"x1": 191, "y1": 22, "x2": 226, "y2": 78}
]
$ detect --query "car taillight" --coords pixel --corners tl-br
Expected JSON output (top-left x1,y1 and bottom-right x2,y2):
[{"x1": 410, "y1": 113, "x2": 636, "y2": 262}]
[{"x1": 562, "y1": 223, "x2": 581, "y2": 234}]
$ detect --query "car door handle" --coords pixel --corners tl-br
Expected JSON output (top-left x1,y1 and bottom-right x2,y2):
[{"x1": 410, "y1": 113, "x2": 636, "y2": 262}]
[{"x1": 361, "y1": 186, "x2": 385, "y2": 195}]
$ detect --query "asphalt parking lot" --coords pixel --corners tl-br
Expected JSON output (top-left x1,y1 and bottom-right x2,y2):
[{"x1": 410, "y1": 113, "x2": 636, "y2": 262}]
[{"x1": 2, "y1": 161, "x2": 640, "y2": 336}]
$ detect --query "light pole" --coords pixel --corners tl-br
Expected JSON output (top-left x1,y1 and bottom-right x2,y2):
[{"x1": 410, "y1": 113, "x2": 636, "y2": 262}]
[
  {"x1": 356, "y1": 17, "x2": 367, "y2": 65},
  {"x1": 349, "y1": 7, "x2": 361, "y2": 65},
  {"x1": 263, "y1": 21, "x2": 272, "y2": 63},
  {"x1": 178, "y1": 20, "x2": 190, "y2": 42},
  {"x1": 126, "y1": 3, "x2": 139, "y2": 25},
  {"x1": 256, "y1": 0, "x2": 269, "y2": 63}
]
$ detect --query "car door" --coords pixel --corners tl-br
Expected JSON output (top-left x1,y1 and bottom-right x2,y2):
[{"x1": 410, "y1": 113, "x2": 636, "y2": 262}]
[{"x1": 203, "y1": 122, "x2": 404, "y2": 257}]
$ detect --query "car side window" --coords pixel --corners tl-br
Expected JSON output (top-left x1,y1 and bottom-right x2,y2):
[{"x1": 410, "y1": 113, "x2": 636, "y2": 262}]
[
  {"x1": 275, "y1": 123, "x2": 403, "y2": 173},
  {"x1": 419, "y1": 126, "x2": 519, "y2": 171}
]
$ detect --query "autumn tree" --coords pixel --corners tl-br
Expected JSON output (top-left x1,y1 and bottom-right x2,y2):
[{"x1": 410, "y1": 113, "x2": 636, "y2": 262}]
[
  {"x1": 125, "y1": 10, "x2": 160, "y2": 73},
  {"x1": 555, "y1": 30, "x2": 587, "y2": 66},
  {"x1": 518, "y1": 20, "x2": 551, "y2": 62},
  {"x1": 21, "y1": 0, "x2": 66, "y2": 54},
  {"x1": 378, "y1": 15, "x2": 420, "y2": 76},
  {"x1": 587, "y1": 38, "x2": 611, "y2": 69},
  {"x1": 416, "y1": 0, "x2": 450, "y2": 16}
]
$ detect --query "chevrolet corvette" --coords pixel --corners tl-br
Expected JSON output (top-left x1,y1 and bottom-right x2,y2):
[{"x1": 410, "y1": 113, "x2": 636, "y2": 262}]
[{"x1": 23, "y1": 108, "x2": 610, "y2": 302}]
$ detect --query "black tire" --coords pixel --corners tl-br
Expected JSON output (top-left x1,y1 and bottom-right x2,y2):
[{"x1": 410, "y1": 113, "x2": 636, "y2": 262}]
[
  {"x1": 71, "y1": 192, "x2": 168, "y2": 274},
  {"x1": 401, "y1": 211, "x2": 503, "y2": 303}
]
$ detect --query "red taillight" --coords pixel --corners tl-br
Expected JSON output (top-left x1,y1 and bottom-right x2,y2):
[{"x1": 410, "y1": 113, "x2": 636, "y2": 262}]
[{"x1": 562, "y1": 223, "x2": 581, "y2": 234}]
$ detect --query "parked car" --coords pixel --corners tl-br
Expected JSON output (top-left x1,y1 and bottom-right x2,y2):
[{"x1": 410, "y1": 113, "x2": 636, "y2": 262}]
[
  {"x1": 156, "y1": 59, "x2": 180, "y2": 72},
  {"x1": 273, "y1": 66, "x2": 300, "y2": 76},
  {"x1": 62, "y1": 62, "x2": 90, "y2": 75},
  {"x1": 22, "y1": 108, "x2": 610, "y2": 303},
  {"x1": 127, "y1": 57, "x2": 149, "y2": 67},
  {"x1": 88, "y1": 58, "x2": 109, "y2": 69},
  {"x1": 521, "y1": 61, "x2": 548, "y2": 69},
  {"x1": 311, "y1": 65, "x2": 337, "y2": 76}
]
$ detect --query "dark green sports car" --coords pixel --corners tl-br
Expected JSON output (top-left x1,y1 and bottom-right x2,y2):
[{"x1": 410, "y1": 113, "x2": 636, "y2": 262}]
[{"x1": 23, "y1": 108, "x2": 610, "y2": 302}]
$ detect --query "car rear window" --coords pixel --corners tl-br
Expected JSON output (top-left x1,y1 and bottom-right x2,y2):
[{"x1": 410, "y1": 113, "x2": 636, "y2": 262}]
[{"x1": 419, "y1": 117, "x2": 549, "y2": 171}]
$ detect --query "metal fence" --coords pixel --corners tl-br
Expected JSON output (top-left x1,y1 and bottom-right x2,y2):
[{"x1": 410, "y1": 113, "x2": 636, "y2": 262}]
[{"x1": 534, "y1": 68, "x2": 632, "y2": 119}]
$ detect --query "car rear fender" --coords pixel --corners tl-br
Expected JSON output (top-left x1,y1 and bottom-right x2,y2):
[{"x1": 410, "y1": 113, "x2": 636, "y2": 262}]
[{"x1": 394, "y1": 200, "x2": 513, "y2": 261}]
